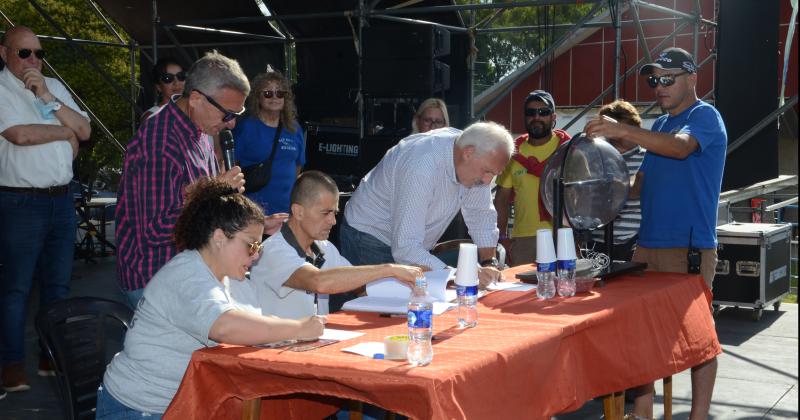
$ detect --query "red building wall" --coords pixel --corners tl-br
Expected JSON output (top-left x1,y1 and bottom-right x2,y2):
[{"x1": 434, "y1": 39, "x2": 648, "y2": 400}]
[{"x1": 486, "y1": 0, "x2": 798, "y2": 133}]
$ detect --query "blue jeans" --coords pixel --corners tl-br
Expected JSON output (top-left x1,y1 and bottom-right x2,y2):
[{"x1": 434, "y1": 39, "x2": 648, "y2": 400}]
[
  {"x1": 96, "y1": 383, "x2": 162, "y2": 419},
  {"x1": 334, "y1": 219, "x2": 396, "y2": 312},
  {"x1": 338, "y1": 218, "x2": 395, "y2": 266},
  {"x1": 0, "y1": 191, "x2": 75, "y2": 364},
  {"x1": 122, "y1": 287, "x2": 145, "y2": 311}
]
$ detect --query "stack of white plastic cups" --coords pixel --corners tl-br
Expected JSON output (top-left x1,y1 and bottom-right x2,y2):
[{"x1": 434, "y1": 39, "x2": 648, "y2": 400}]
[
  {"x1": 556, "y1": 228, "x2": 577, "y2": 297},
  {"x1": 535, "y1": 229, "x2": 557, "y2": 299},
  {"x1": 454, "y1": 243, "x2": 479, "y2": 328}
]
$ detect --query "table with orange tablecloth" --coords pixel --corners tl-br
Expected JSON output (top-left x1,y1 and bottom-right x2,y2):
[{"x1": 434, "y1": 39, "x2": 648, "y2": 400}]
[{"x1": 164, "y1": 267, "x2": 721, "y2": 420}]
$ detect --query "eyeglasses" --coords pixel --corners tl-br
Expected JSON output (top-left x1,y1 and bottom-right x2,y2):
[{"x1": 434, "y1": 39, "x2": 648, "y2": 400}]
[
  {"x1": 242, "y1": 239, "x2": 264, "y2": 256},
  {"x1": 420, "y1": 117, "x2": 445, "y2": 127},
  {"x1": 16, "y1": 48, "x2": 46, "y2": 60},
  {"x1": 261, "y1": 90, "x2": 288, "y2": 99},
  {"x1": 193, "y1": 89, "x2": 245, "y2": 123},
  {"x1": 525, "y1": 107, "x2": 553, "y2": 117},
  {"x1": 647, "y1": 72, "x2": 688, "y2": 88},
  {"x1": 159, "y1": 71, "x2": 187, "y2": 84}
]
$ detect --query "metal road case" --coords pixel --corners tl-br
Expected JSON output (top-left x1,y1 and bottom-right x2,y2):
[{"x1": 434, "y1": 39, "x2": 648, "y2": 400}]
[{"x1": 714, "y1": 222, "x2": 792, "y2": 321}]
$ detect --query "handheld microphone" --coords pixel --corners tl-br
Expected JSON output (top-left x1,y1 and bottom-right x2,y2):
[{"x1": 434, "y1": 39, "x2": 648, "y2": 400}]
[{"x1": 219, "y1": 129, "x2": 236, "y2": 171}]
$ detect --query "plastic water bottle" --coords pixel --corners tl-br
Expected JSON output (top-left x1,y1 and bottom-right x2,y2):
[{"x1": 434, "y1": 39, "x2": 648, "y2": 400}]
[
  {"x1": 407, "y1": 278, "x2": 433, "y2": 366},
  {"x1": 536, "y1": 262, "x2": 556, "y2": 299},
  {"x1": 457, "y1": 284, "x2": 478, "y2": 328},
  {"x1": 557, "y1": 259, "x2": 577, "y2": 297}
]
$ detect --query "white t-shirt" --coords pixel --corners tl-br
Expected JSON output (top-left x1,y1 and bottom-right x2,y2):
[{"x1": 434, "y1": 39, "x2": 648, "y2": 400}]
[
  {"x1": 229, "y1": 229, "x2": 351, "y2": 319},
  {"x1": 102, "y1": 250, "x2": 237, "y2": 414},
  {"x1": 0, "y1": 68, "x2": 89, "y2": 187}
]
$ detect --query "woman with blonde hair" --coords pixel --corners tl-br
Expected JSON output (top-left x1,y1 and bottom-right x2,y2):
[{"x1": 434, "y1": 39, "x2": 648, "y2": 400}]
[
  {"x1": 411, "y1": 97, "x2": 450, "y2": 133},
  {"x1": 234, "y1": 66, "x2": 305, "y2": 215}
]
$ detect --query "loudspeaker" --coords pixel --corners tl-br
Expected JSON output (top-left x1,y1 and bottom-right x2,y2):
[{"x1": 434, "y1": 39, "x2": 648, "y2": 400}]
[
  {"x1": 363, "y1": 25, "x2": 450, "y2": 59},
  {"x1": 716, "y1": 0, "x2": 779, "y2": 190},
  {"x1": 304, "y1": 124, "x2": 361, "y2": 177},
  {"x1": 360, "y1": 135, "x2": 403, "y2": 178},
  {"x1": 362, "y1": 59, "x2": 450, "y2": 95},
  {"x1": 364, "y1": 97, "x2": 416, "y2": 137}
]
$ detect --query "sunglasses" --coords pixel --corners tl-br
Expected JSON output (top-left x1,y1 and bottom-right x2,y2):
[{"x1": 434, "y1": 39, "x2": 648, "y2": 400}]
[
  {"x1": 420, "y1": 117, "x2": 445, "y2": 127},
  {"x1": 159, "y1": 71, "x2": 187, "y2": 84},
  {"x1": 193, "y1": 89, "x2": 245, "y2": 123},
  {"x1": 243, "y1": 238, "x2": 264, "y2": 256},
  {"x1": 262, "y1": 90, "x2": 288, "y2": 99},
  {"x1": 525, "y1": 107, "x2": 553, "y2": 117},
  {"x1": 647, "y1": 72, "x2": 688, "y2": 88},
  {"x1": 16, "y1": 48, "x2": 46, "y2": 60}
]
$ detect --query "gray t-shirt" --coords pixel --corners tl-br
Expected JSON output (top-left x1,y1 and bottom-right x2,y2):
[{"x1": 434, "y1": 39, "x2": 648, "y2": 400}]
[{"x1": 102, "y1": 250, "x2": 237, "y2": 414}]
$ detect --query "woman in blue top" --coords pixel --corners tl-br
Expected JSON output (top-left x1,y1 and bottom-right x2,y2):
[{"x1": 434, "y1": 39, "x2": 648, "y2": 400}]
[{"x1": 234, "y1": 67, "x2": 305, "y2": 215}]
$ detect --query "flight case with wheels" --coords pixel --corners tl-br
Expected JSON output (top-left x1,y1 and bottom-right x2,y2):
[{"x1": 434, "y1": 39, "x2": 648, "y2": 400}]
[{"x1": 713, "y1": 223, "x2": 792, "y2": 321}]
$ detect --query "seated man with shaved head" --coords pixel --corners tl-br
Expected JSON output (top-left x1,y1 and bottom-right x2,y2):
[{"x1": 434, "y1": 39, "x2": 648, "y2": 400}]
[{"x1": 229, "y1": 170, "x2": 422, "y2": 318}]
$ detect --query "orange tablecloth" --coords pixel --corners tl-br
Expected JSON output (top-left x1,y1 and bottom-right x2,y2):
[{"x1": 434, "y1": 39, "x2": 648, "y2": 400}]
[{"x1": 164, "y1": 267, "x2": 720, "y2": 420}]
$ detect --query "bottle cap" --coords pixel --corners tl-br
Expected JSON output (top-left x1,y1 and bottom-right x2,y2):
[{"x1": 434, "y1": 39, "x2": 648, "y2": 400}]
[{"x1": 373, "y1": 353, "x2": 385, "y2": 359}]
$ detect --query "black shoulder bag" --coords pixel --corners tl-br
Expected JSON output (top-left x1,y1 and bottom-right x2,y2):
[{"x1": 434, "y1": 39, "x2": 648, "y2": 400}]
[{"x1": 241, "y1": 120, "x2": 282, "y2": 193}]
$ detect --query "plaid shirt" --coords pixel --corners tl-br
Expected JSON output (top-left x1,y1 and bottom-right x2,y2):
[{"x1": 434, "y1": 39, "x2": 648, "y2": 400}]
[{"x1": 115, "y1": 100, "x2": 218, "y2": 291}]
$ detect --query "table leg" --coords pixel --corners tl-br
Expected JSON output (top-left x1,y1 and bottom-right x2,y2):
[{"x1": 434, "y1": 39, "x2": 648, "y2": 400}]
[
  {"x1": 603, "y1": 394, "x2": 616, "y2": 420},
  {"x1": 602, "y1": 391, "x2": 625, "y2": 420},
  {"x1": 663, "y1": 376, "x2": 673, "y2": 420},
  {"x1": 241, "y1": 398, "x2": 261, "y2": 420},
  {"x1": 348, "y1": 400, "x2": 363, "y2": 420}
]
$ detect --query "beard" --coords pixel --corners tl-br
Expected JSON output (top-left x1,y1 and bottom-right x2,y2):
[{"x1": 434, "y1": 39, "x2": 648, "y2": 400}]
[{"x1": 527, "y1": 120, "x2": 552, "y2": 140}]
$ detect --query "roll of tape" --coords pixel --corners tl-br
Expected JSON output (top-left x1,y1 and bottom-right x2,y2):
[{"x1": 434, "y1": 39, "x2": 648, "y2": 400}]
[{"x1": 383, "y1": 335, "x2": 409, "y2": 359}]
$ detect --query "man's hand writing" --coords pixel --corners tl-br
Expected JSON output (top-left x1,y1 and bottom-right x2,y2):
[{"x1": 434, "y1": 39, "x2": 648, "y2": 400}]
[{"x1": 478, "y1": 266, "x2": 503, "y2": 289}]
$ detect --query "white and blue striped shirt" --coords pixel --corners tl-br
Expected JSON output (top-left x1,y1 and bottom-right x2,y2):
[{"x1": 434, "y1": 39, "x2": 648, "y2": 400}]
[
  {"x1": 344, "y1": 127, "x2": 499, "y2": 269},
  {"x1": 593, "y1": 146, "x2": 646, "y2": 244}
]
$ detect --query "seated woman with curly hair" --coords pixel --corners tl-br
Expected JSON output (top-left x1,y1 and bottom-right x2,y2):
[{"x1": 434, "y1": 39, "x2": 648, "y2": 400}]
[{"x1": 96, "y1": 178, "x2": 325, "y2": 419}]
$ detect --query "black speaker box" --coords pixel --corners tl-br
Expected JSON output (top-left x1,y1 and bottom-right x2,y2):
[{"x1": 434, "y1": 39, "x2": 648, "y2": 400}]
[
  {"x1": 362, "y1": 59, "x2": 450, "y2": 96},
  {"x1": 363, "y1": 25, "x2": 450, "y2": 59},
  {"x1": 304, "y1": 124, "x2": 361, "y2": 177},
  {"x1": 716, "y1": 0, "x2": 779, "y2": 190}
]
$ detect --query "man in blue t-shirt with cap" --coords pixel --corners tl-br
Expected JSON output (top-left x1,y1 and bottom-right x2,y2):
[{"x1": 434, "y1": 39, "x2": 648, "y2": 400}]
[{"x1": 586, "y1": 47, "x2": 726, "y2": 420}]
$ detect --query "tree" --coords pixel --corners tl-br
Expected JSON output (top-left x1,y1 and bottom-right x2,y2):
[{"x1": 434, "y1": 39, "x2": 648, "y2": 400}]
[
  {"x1": 1, "y1": 0, "x2": 138, "y2": 189},
  {"x1": 456, "y1": 1, "x2": 597, "y2": 95}
]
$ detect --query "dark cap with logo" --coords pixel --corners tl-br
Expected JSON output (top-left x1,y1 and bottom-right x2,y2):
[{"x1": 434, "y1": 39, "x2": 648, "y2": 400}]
[
  {"x1": 639, "y1": 47, "x2": 698, "y2": 75},
  {"x1": 523, "y1": 90, "x2": 556, "y2": 112}
]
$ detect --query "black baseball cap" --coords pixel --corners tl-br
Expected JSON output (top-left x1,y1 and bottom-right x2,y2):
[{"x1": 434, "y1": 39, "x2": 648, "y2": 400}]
[
  {"x1": 639, "y1": 47, "x2": 698, "y2": 75},
  {"x1": 523, "y1": 90, "x2": 555, "y2": 111}
]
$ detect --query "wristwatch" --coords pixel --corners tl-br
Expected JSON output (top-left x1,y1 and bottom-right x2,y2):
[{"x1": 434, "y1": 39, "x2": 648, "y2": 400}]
[
  {"x1": 50, "y1": 100, "x2": 62, "y2": 112},
  {"x1": 480, "y1": 257, "x2": 499, "y2": 268}
]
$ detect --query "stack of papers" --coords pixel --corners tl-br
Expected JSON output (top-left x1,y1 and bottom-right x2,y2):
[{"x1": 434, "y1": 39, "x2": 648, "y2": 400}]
[{"x1": 342, "y1": 268, "x2": 456, "y2": 315}]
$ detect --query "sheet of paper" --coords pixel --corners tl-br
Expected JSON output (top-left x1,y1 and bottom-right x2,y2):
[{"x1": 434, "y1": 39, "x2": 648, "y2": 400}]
[
  {"x1": 342, "y1": 296, "x2": 455, "y2": 315},
  {"x1": 365, "y1": 268, "x2": 454, "y2": 302},
  {"x1": 319, "y1": 328, "x2": 365, "y2": 341},
  {"x1": 486, "y1": 282, "x2": 537, "y2": 292},
  {"x1": 342, "y1": 342, "x2": 386, "y2": 358}
]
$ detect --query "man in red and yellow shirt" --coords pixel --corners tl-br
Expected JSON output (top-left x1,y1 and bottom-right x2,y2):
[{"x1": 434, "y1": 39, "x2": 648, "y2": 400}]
[{"x1": 495, "y1": 90, "x2": 569, "y2": 265}]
